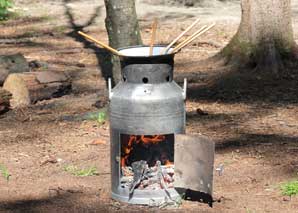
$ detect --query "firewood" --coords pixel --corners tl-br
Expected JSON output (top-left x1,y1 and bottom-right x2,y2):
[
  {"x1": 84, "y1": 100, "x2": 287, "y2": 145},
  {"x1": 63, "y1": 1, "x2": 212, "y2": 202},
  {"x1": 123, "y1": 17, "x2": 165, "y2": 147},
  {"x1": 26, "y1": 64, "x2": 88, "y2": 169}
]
[
  {"x1": 3, "y1": 71, "x2": 71, "y2": 107},
  {"x1": 0, "y1": 88, "x2": 12, "y2": 114},
  {"x1": 0, "y1": 53, "x2": 29, "y2": 85}
]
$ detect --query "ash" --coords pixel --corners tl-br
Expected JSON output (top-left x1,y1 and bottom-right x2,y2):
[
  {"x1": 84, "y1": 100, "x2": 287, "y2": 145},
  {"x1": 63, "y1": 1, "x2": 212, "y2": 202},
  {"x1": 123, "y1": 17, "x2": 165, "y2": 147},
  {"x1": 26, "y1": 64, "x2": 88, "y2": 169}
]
[{"x1": 120, "y1": 160, "x2": 174, "y2": 192}]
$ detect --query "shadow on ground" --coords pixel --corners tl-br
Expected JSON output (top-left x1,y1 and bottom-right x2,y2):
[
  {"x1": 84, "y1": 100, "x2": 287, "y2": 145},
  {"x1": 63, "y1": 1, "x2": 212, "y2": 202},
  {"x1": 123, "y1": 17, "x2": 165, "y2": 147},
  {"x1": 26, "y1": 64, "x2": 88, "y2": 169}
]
[
  {"x1": 187, "y1": 66, "x2": 298, "y2": 104},
  {"x1": 63, "y1": 0, "x2": 113, "y2": 87},
  {"x1": 215, "y1": 133, "x2": 298, "y2": 150},
  {"x1": 0, "y1": 194, "x2": 114, "y2": 213},
  {"x1": 0, "y1": 193, "x2": 161, "y2": 213}
]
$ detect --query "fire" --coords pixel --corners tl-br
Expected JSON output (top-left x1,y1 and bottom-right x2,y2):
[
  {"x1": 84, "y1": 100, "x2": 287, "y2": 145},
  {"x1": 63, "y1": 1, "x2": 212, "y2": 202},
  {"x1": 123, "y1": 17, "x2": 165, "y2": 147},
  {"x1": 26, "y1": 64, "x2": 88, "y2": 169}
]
[
  {"x1": 121, "y1": 135, "x2": 168, "y2": 167},
  {"x1": 164, "y1": 159, "x2": 173, "y2": 167},
  {"x1": 140, "y1": 135, "x2": 165, "y2": 144}
]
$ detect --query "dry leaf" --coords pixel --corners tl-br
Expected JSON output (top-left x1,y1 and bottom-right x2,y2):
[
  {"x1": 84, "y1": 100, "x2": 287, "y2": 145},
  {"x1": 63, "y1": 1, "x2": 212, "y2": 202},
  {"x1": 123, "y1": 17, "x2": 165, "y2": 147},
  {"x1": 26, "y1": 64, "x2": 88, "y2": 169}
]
[{"x1": 90, "y1": 139, "x2": 107, "y2": 145}]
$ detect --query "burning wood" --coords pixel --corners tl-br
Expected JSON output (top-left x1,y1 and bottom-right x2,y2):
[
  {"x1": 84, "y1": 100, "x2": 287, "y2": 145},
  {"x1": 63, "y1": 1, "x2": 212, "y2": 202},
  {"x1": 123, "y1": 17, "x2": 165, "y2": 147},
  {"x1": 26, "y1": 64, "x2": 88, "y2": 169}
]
[
  {"x1": 129, "y1": 160, "x2": 148, "y2": 194},
  {"x1": 121, "y1": 160, "x2": 175, "y2": 193}
]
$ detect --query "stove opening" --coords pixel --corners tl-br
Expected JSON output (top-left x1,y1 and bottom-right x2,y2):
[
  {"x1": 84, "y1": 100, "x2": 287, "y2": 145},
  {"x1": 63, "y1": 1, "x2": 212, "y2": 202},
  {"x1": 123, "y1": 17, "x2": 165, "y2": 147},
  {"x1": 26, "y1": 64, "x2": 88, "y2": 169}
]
[{"x1": 120, "y1": 134, "x2": 174, "y2": 191}]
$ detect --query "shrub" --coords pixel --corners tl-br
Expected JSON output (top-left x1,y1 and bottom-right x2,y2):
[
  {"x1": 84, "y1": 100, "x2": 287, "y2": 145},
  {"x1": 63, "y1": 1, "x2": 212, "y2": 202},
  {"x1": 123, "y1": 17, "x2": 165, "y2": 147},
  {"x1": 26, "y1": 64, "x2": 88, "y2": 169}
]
[
  {"x1": 0, "y1": 0, "x2": 13, "y2": 20},
  {"x1": 281, "y1": 180, "x2": 298, "y2": 196}
]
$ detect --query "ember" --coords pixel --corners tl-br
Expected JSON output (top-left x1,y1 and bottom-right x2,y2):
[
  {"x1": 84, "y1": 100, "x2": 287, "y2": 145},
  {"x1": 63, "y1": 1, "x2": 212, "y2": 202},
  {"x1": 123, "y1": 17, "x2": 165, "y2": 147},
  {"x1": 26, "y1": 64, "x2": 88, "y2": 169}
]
[{"x1": 121, "y1": 160, "x2": 175, "y2": 192}]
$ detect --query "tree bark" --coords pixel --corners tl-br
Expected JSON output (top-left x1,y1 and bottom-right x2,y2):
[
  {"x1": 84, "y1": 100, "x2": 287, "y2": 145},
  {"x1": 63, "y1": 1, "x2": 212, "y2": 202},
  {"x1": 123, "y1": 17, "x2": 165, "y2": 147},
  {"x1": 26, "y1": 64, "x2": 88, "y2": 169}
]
[
  {"x1": 3, "y1": 71, "x2": 71, "y2": 107},
  {"x1": 104, "y1": 0, "x2": 142, "y2": 84},
  {"x1": 221, "y1": 0, "x2": 296, "y2": 74},
  {"x1": 0, "y1": 88, "x2": 12, "y2": 114}
]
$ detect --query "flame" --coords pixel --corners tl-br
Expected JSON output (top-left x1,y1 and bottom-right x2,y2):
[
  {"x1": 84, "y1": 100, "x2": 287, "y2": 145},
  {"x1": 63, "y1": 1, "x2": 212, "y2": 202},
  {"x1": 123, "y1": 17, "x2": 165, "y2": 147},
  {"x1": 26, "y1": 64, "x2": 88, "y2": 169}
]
[
  {"x1": 164, "y1": 160, "x2": 174, "y2": 167},
  {"x1": 121, "y1": 134, "x2": 170, "y2": 167},
  {"x1": 141, "y1": 135, "x2": 165, "y2": 144}
]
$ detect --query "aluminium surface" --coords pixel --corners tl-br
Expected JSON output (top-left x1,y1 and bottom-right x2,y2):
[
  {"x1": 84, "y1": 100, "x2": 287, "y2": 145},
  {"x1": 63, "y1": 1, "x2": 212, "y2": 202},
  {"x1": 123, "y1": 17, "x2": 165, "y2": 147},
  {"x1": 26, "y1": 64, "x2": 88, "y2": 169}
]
[{"x1": 109, "y1": 46, "x2": 186, "y2": 204}]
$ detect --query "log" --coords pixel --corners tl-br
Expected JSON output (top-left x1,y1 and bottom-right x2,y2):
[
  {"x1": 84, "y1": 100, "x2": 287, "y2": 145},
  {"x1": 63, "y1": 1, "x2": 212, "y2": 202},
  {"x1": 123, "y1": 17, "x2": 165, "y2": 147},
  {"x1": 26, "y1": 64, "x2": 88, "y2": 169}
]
[
  {"x1": 3, "y1": 71, "x2": 71, "y2": 107},
  {"x1": 0, "y1": 53, "x2": 29, "y2": 85},
  {"x1": 0, "y1": 88, "x2": 12, "y2": 114}
]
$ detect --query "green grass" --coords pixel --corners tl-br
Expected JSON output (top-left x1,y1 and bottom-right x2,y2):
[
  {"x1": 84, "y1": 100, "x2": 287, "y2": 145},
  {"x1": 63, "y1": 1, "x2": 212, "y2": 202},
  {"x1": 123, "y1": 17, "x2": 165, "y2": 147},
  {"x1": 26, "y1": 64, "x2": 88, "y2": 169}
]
[
  {"x1": 84, "y1": 110, "x2": 107, "y2": 124},
  {"x1": 64, "y1": 165, "x2": 99, "y2": 177},
  {"x1": 0, "y1": 164, "x2": 10, "y2": 181},
  {"x1": 281, "y1": 180, "x2": 298, "y2": 196}
]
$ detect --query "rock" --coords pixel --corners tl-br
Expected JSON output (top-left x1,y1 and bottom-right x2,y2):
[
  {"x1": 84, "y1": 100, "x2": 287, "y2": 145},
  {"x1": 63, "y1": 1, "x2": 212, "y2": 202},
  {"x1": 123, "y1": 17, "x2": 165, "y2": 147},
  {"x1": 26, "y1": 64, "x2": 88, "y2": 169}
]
[{"x1": 0, "y1": 53, "x2": 29, "y2": 85}]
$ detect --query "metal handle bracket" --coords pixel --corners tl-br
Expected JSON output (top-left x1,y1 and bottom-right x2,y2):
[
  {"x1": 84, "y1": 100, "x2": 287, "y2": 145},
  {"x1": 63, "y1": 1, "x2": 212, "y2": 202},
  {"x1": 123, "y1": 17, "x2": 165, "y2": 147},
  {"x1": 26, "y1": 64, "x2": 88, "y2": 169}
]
[
  {"x1": 108, "y1": 78, "x2": 113, "y2": 100},
  {"x1": 183, "y1": 78, "x2": 187, "y2": 100}
]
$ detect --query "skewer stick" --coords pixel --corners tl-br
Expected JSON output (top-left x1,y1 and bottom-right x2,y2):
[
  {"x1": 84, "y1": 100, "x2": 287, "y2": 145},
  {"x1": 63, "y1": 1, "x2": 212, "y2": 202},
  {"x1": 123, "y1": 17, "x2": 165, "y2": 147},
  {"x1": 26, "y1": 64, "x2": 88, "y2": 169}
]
[
  {"x1": 162, "y1": 18, "x2": 200, "y2": 54},
  {"x1": 171, "y1": 23, "x2": 216, "y2": 53},
  {"x1": 149, "y1": 18, "x2": 158, "y2": 56},
  {"x1": 78, "y1": 31, "x2": 122, "y2": 56},
  {"x1": 171, "y1": 25, "x2": 208, "y2": 53}
]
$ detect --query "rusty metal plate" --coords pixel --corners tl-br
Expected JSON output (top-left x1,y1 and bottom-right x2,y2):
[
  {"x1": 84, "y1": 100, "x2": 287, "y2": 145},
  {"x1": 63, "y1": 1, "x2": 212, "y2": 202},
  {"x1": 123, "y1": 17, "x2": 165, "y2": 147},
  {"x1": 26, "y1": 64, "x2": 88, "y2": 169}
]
[{"x1": 174, "y1": 134, "x2": 214, "y2": 197}]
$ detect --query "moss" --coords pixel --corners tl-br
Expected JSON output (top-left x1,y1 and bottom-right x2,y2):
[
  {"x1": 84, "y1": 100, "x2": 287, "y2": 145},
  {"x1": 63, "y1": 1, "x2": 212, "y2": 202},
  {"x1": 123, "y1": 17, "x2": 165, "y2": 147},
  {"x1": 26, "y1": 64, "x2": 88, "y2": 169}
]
[{"x1": 223, "y1": 36, "x2": 256, "y2": 58}]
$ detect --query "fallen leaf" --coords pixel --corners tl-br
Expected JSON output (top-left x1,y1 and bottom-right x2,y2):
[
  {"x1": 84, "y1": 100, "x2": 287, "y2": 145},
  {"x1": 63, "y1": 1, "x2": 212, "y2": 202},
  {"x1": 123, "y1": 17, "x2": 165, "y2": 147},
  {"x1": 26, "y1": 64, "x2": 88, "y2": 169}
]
[
  {"x1": 40, "y1": 156, "x2": 58, "y2": 166},
  {"x1": 90, "y1": 139, "x2": 107, "y2": 145}
]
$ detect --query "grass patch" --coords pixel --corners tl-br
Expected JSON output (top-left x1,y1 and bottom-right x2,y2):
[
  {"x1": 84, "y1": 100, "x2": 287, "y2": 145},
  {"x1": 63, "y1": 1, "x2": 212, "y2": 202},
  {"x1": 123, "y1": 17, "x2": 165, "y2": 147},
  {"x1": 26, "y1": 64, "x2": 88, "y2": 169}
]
[
  {"x1": 64, "y1": 165, "x2": 99, "y2": 177},
  {"x1": 84, "y1": 110, "x2": 107, "y2": 124},
  {"x1": 0, "y1": 164, "x2": 10, "y2": 181},
  {"x1": 281, "y1": 180, "x2": 298, "y2": 196}
]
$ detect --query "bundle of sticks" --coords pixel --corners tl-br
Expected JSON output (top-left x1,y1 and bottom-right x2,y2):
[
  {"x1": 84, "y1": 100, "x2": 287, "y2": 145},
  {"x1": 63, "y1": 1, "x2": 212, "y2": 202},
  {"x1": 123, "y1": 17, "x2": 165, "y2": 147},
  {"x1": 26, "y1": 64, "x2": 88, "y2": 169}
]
[{"x1": 78, "y1": 18, "x2": 215, "y2": 56}]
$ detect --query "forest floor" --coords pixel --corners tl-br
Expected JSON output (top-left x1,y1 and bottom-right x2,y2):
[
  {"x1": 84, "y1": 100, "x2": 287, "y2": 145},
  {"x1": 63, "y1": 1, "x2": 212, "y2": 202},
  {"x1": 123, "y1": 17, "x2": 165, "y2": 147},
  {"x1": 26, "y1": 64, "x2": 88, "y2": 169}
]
[{"x1": 1, "y1": 0, "x2": 298, "y2": 212}]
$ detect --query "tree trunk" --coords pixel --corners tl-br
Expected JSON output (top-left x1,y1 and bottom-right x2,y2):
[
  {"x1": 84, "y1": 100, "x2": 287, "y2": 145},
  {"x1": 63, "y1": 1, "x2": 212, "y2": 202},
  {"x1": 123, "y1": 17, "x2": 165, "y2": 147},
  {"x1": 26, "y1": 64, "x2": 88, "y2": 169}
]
[
  {"x1": 3, "y1": 71, "x2": 71, "y2": 107},
  {"x1": 104, "y1": 0, "x2": 142, "y2": 84},
  {"x1": 221, "y1": 0, "x2": 296, "y2": 74},
  {"x1": 0, "y1": 88, "x2": 12, "y2": 114}
]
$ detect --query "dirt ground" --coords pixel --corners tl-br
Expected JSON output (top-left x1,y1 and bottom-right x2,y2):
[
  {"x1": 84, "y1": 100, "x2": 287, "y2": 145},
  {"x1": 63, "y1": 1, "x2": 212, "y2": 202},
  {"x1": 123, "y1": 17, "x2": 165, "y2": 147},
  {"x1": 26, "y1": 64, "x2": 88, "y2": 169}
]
[{"x1": 0, "y1": 0, "x2": 298, "y2": 212}]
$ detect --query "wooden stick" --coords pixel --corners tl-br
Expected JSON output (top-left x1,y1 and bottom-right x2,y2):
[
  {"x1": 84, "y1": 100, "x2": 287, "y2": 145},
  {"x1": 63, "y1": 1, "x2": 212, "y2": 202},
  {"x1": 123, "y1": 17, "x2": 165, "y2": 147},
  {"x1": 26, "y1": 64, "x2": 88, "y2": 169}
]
[
  {"x1": 171, "y1": 25, "x2": 207, "y2": 53},
  {"x1": 162, "y1": 18, "x2": 200, "y2": 54},
  {"x1": 171, "y1": 23, "x2": 216, "y2": 53},
  {"x1": 149, "y1": 18, "x2": 158, "y2": 56},
  {"x1": 78, "y1": 31, "x2": 122, "y2": 56}
]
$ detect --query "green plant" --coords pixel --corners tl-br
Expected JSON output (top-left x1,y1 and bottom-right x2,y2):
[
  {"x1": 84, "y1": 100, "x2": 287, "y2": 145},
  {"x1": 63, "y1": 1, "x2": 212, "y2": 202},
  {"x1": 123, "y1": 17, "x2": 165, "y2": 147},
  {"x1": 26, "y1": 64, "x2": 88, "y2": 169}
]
[
  {"x1": 84, "y1": 110, "x2": 107, "y2": 124},
  {"x1": 0, "y1": 164, "x2": 10, "y2": 181},
  {"x1": 0, "y1": 0, "x2": 13, "y2": 20},
  {"x1": 97, "y1": 111, "x2": 106, "y2": 124},
  {"x1": 64, "y1": 165, "x2": 99, "y2": 177},
  {"x1": 281, "y1": 180, "x2": 298, "y2": 196}
]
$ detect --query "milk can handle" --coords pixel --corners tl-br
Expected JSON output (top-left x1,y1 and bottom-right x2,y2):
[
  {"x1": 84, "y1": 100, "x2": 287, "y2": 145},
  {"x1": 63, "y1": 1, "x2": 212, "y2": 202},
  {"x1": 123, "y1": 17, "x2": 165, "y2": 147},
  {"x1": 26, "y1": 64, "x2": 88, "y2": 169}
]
[
  {"x1": 108, "y1": 78, "x2": 113, "y2": 100},
  {"x1": 183, "y1": 78, "x2": 187, "y2": 100}
]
